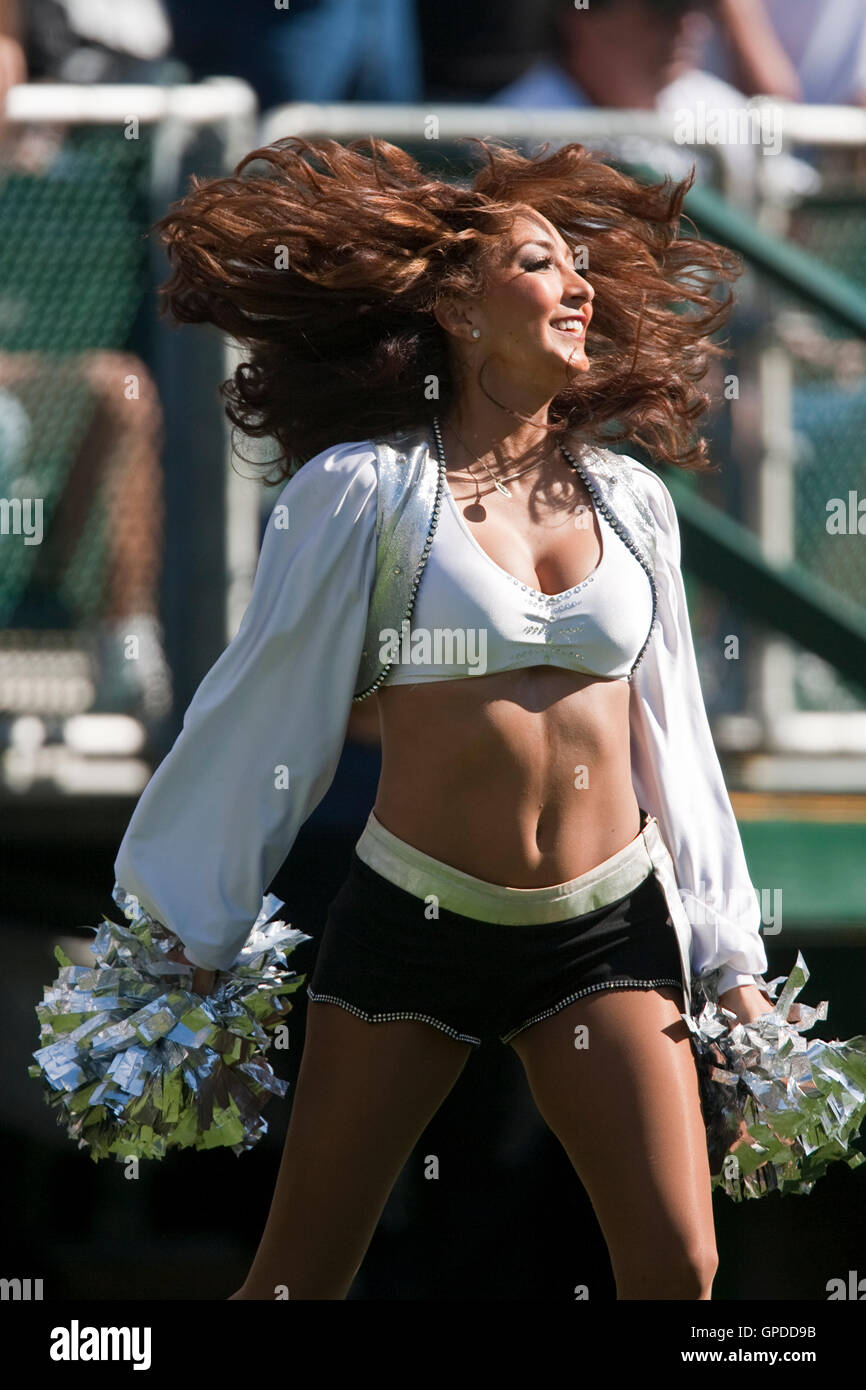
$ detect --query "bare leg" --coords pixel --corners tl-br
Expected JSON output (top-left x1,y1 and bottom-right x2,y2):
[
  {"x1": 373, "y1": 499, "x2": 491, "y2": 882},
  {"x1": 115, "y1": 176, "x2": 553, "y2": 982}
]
[
  {"x1": 509, "y1": 985, "x2": 718, "y2": 1300},
  {"x1": 232, "y1": 999, "x2": 473, "y2": 1300}
]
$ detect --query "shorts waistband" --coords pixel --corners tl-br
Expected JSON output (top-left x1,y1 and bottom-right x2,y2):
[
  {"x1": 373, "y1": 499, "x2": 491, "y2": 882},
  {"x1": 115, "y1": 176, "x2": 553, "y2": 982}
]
[{"x1": 355, "y1": 808, "x2": 664, "y2": 924}]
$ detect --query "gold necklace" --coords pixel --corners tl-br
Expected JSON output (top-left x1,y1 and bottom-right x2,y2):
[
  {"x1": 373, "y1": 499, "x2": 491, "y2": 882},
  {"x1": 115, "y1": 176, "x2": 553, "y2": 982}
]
[{"x1": 442, "y1": 419, "x2": 554, "y2": 500}]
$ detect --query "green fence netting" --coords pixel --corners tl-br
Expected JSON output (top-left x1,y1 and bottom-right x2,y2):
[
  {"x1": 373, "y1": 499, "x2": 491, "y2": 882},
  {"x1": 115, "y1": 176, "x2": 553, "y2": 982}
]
[{"x1": 0, "y1": 123, "x2": 163, "y2": 719}]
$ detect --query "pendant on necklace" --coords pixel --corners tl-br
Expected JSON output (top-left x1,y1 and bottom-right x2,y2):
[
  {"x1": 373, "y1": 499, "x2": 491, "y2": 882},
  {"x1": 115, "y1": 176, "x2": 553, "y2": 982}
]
[{"x1": 492, "y1": 478, "x2": 512, "y2": 499}]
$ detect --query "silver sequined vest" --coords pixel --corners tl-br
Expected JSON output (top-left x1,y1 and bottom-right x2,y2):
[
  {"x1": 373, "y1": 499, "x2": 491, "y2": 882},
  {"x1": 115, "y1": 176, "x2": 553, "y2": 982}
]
[{"x1": 352, "y1": 418, "x2": 661, "y2": 702}]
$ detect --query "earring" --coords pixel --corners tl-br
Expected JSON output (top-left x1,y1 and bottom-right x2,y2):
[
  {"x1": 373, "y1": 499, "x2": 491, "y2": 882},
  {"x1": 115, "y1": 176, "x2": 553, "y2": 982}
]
[{"x1": 471, "y1": 327, "x2": 481, "y2": 340}]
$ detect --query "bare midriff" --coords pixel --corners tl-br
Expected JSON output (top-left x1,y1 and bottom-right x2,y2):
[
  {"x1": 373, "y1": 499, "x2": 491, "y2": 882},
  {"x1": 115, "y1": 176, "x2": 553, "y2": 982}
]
[{"x1": 372, "y1": 664, "x2": 641, "y2": 887}]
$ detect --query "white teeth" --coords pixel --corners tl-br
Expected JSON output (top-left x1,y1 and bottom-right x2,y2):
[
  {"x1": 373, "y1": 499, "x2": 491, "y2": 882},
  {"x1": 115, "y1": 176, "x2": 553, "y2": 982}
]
[{"x1": 552, "y1": 319, "x2": 584, "y2": 335}]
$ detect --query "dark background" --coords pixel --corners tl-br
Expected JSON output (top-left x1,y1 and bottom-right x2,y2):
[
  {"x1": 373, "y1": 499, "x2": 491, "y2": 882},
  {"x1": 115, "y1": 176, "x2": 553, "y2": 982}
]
[{"x1": 5, "y1": 738, "x2": 865, "y2": 1302}]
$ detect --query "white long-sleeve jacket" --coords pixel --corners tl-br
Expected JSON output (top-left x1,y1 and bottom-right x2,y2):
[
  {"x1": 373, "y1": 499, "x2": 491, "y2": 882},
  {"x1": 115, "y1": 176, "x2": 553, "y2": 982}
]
[{"x1": 114, "y1": 429, "x2": 768, "y2": 998}]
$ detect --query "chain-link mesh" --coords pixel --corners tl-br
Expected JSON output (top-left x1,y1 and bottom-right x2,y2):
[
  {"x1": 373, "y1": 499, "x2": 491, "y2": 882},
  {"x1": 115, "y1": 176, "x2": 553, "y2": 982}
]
[
  {"x1": 0, "y1": 123, "x2": 171, "y2": 723},
  {"x1": 759, "y1": 148, "x2": 866, "y2": 714},
  {"x1": 1, "y1": 123, "x2": 863, "y2": 744}
]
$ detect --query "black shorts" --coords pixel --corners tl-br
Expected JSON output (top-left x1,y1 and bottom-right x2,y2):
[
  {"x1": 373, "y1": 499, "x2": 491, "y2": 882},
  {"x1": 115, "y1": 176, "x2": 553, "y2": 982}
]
[{"x1": 306, "y1": 834, "x2": 686, "y2": 1048}]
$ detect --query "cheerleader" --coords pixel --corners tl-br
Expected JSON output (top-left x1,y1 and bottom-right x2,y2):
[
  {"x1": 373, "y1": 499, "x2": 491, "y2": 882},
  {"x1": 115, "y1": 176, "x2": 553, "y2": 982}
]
[{"x1": 116, "y1": 136, "x2": 780, "y2": 1299}]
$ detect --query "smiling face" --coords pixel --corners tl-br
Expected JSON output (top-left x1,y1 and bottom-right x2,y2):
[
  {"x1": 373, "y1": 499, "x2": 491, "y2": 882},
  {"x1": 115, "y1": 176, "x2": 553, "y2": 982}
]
[{"x1": 435, "y1": 207, "x2": 595, "y2": 386}]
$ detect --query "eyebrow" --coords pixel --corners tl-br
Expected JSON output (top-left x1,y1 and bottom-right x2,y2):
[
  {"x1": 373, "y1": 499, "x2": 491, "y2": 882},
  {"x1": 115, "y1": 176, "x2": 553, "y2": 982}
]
[{"x1": 516, "y1": 236, "x2": 574, "y2": 258}]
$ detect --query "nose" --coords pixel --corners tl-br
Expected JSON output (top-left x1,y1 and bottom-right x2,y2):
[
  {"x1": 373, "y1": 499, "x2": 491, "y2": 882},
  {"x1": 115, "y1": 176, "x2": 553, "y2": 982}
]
[
  {"x1": 567, "y1": 271, "x2": 594, "y2": 306},
  {"x1": 560, "y1": 254, "x2": 593, "y2": 299}
]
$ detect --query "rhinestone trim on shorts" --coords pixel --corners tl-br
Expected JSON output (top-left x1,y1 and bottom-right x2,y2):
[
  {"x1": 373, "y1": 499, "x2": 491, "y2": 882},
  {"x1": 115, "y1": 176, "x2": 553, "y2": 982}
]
[
  {"x1": 499, "y1": 976, "x2": 684, "y2": 1045},
  {"x1": 306, "y1": 985, "x2": 483, "y2": 1046},
  {"x1": 307, "y1": 977, "x2": 684, "y2": 1049}
]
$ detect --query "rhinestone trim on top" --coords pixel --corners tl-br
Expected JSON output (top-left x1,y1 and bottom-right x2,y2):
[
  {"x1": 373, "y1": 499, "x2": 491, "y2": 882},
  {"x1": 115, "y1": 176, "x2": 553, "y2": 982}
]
[
  {"x1": 436, "y1": 415, "x2": 658, "y2": 679},
  {"x1": 441, "y1": 471, "x2": 603, "y2": 604},
  {"x1": 352, "y1": 433, "x2": 446, "y2": 702},
  {"x1": 353, "y1": 418, "x2": 658, "y2": 698},
  {"x1": 558, "y1": 440, "x2": 659, "y2": 678}
]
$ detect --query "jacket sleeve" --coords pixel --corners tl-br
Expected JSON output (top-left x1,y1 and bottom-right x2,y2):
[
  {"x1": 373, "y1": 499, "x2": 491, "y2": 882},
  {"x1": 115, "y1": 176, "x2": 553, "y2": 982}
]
[
  {"x1": 627, "y1": 462, "x2": 768, "y2": 997},
  {"x1": 113, "y1": 440, "x2": 379, "y2": 971}
]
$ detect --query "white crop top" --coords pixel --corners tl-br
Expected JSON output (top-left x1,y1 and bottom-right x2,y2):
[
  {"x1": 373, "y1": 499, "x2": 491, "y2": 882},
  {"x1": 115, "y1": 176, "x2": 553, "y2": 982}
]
[
  {"x1": 382, "y1": 482, "x2": 654, "y2": 686},
  {"x1": 113, "y1": 438, "x2": 768, "y2": 999}
]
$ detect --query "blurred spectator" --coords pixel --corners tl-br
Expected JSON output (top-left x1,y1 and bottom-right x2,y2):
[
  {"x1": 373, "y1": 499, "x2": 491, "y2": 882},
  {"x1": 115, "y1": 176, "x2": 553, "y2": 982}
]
[
  {"x1": 700, "y1": 0, "x2": 866, "y2": 106},
  {"x1": 2, "y1": 1, "x2": 424, "y2": 112},
  {"x1": 488, "y1": 0, "x2": 819, "y2": 196},
  {"x1": 0, "y1": 1, "x2": 26, "y2": 117},
  {"x1": 491, "y1": 0, "x2": 714, "y2": 110},
  {"x1": 0, "y1": 3, "x2": 176, "y2": 718},
  {"x1": 1, "y1": 0, "x2": 173, "y2": 90},
  {"x1": 416, "y1": 0, "x2": 546, "y2": 101},
  {"x1": 162, "y1": 0, "x2": 423, "y2": 109}
]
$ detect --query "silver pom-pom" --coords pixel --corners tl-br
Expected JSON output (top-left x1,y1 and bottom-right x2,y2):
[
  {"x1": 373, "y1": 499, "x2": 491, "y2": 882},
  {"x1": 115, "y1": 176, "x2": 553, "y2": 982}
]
[
  {"x1": 29, "y1": 885, "x2": 311, "y2": 1162},
  {"x1": 685, "y1": 951, "x2": 866, "y2": 1201}
]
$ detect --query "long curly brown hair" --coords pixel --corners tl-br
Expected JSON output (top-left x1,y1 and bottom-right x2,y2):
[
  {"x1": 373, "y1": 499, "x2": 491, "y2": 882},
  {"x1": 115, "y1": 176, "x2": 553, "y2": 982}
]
[{"x1": 151, "y1": 135, "x2": 741, "y2": 481}]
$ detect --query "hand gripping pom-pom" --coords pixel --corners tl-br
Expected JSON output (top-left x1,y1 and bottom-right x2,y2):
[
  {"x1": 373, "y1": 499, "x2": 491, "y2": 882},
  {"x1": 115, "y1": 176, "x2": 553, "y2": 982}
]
[
  {"x1": 28, "y1": 885, "x2": 311, "y2": 1162},
  {"x1": 685, "y1": 951, "x2": 866, "y2": 1201}
]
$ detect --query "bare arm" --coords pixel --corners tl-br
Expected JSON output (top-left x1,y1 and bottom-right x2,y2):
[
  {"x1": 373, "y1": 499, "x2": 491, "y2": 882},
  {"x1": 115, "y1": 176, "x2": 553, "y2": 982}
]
[
  {"x1": 0, "y1": 0, "x2": 27, "y2": 123},
  {"x1": 713, "y1": 0, "x2": 802, "y2": 101},
  {"x1": 0, "y1": 0, "x2": 23, "y2": 39}
]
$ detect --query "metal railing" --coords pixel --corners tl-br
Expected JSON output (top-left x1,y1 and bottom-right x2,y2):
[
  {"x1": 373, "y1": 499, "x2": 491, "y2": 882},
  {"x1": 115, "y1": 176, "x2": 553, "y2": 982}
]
[
  {"x1": 2, "y1": 87, "x2": 866, "y2": 791},
  {"x1": 257, "y1": 101, "x2": 866, "y2": 779},
  {"x1": 0, "y1": 79, "x2": 259, "y2": 791}
]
